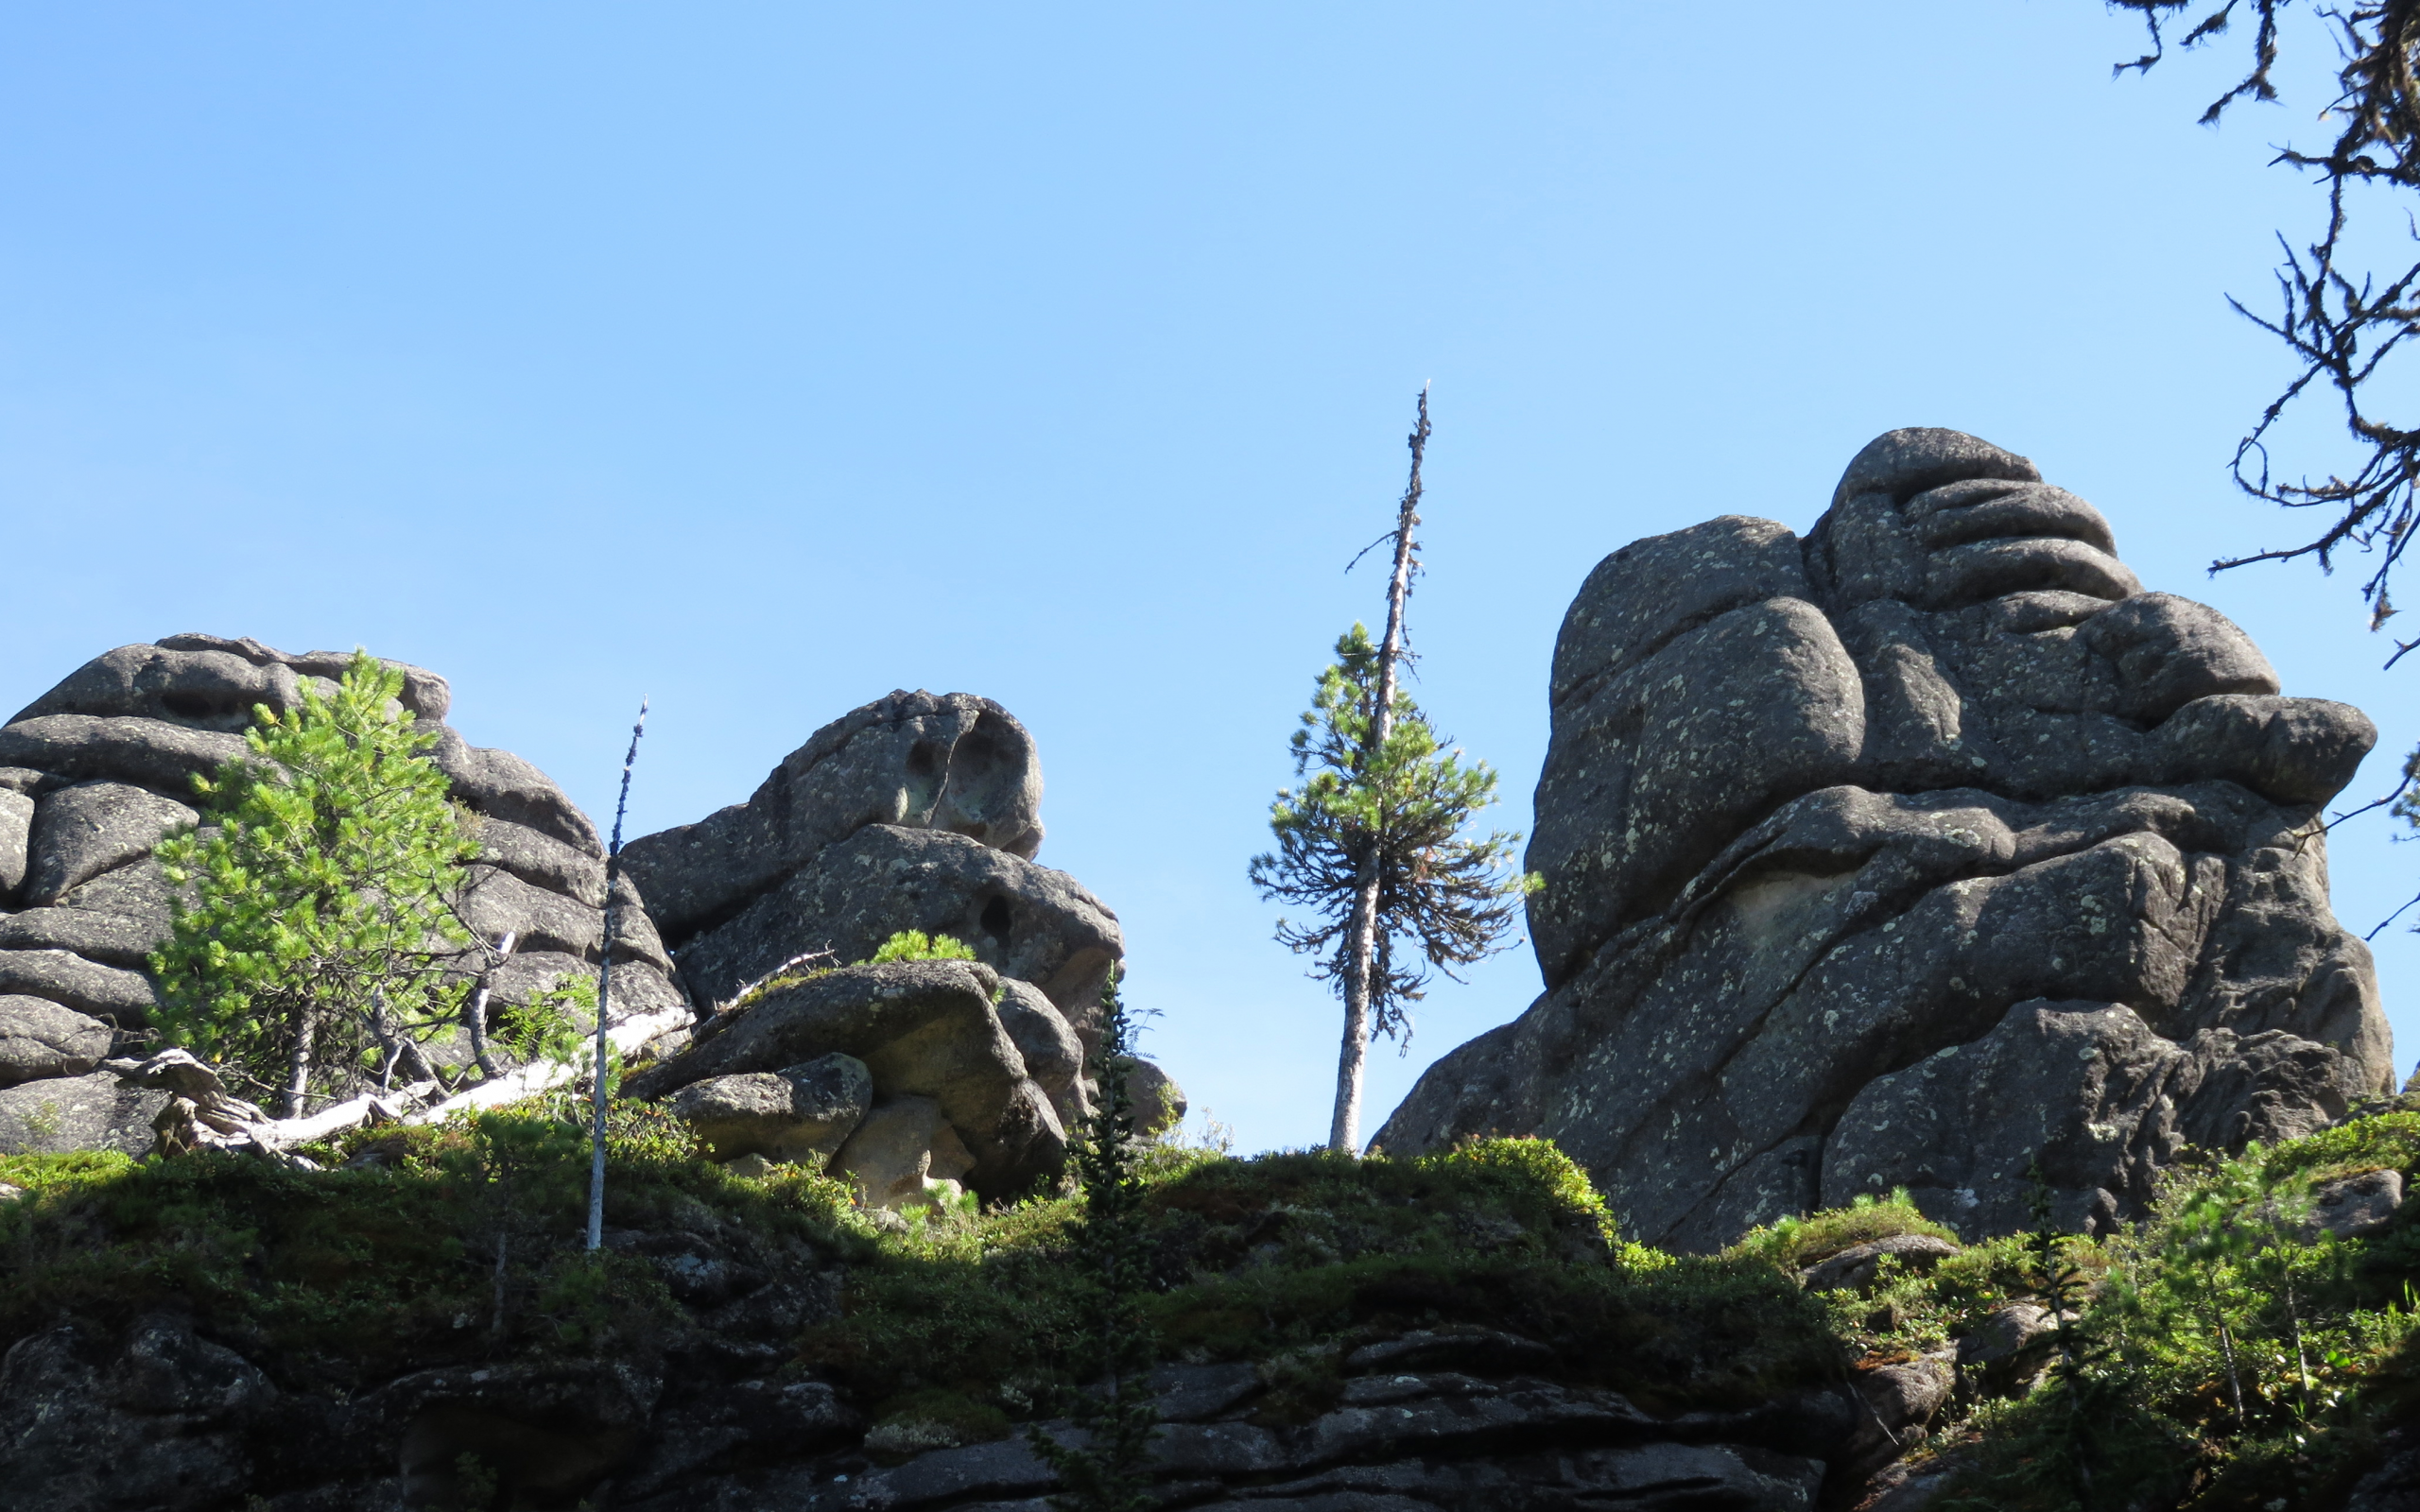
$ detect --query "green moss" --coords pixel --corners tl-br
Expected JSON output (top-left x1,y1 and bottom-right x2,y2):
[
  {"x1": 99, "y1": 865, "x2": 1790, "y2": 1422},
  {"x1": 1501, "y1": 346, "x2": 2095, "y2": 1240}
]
[
  {"x1": 0, "y1": 1097, "x2": 858, "y2": 1390},
  {"x1": 35, "y1": 1096, "x2": 2420, "y2": 1511},
  {"x1": 802, "y1": 1136, "x2": 1841, "y2": 1416},
  {"x1": 1732, "y1": 1187, "x2": 1959, "y2": 1271},
  {"x1": 871, "y1": 1387, "x2": 1012, "y2": 1442},
  {"x1": 869, "y1": 930, "x2": 977, "y2": 964},
  {"x1": 0, "y1": 1149, "x2": 137, "y2": 1192}
]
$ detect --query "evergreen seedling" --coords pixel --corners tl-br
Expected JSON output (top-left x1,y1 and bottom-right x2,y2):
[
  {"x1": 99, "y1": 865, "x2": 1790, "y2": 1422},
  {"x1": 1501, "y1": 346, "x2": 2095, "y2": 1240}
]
[
  {"x1": 1028, "y1": 966, "x2": 1160, "y2": 1512},
  {"x1": 2025, "y1": 1156, "x2": 2106, "y2": 1506}
]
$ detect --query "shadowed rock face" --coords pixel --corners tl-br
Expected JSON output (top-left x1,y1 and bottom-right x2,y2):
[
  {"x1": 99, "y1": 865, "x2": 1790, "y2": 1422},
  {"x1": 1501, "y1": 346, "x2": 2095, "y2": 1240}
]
[
  {"x1": 629, "y1": 961, "x2": 1068, "y2": 1199},
  {"x1": 1374, "y1": 428, "x2": 2391, "y2": 1249}
]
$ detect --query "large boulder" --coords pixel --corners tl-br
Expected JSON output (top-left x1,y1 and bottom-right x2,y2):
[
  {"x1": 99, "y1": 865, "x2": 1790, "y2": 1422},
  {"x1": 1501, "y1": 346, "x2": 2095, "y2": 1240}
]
[
  {"x1": 0, "y1": 635, "x2": 687, "y2": 1152},
  {"x1": 666, "y1": 1052, "x2": 873, "y2": 1164},
  {"x1": 0, "y1": 1069, "x2": 167, "y2": 1156},
  {"x1": 0, "y1": 1317, "x2": 280, "y2": 1512},
  {"x1": 672, "y1": 824, "x2": 1120, "y2": 1017},
  {"x1": 1376, "y1": 429, "x2": 2393, "y2": 1248},
  {"x1": 629, "y1": 961, "x2": 1063, "y2": 1199},
  {"x1": 621, "y1": 689, "x2": 1134, "y2": 1200},
  {"x1": 620, "y1": 690, "x2": 1046, "y2": 942},
  {"x1": 0, "y1": 996, "x2": 112, "y2": 1087}
]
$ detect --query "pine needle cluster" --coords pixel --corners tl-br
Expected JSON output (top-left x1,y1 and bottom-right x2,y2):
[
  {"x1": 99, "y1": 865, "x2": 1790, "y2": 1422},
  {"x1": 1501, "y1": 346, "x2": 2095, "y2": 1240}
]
[{"x1": 1249, "y1": 623, "x2": 1531, "y2": 1047}]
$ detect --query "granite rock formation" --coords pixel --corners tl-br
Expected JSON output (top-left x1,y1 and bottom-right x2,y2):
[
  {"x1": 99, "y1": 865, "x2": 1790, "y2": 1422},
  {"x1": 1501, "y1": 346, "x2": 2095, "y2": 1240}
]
[
  {"x1": 0, "y1": 635, "x2": 683, "y2": 1154},
  {"x1": 0, "y1": 644, "x2": 1150, "y2": 1206},
  {"x1": 624, "y1": 691, "x2": 1145, "y2": 1202},
  {"x1": 1375, "y1": 428, "x2": 2393, "y2": 1248}
]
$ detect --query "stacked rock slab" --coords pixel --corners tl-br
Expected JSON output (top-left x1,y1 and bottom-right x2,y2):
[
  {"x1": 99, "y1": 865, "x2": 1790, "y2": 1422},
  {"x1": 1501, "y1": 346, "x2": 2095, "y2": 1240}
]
[
  {"x1": 0, "y1": 635, "x2": 683, "y2": 1153},
  {"x1": 1375, "y1": 429, "x2": 2393, "y2": 1249},
  {"x1": 620, "y1": 690, "x2": 1129, "y2": 1203}
]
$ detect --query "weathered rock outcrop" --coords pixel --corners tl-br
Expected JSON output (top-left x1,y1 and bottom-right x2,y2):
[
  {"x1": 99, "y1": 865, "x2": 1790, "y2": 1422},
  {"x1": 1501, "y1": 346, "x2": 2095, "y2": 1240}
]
[
  {"x1": 0, "y1": 646, "x2": 1150, "y2": 1197},
  {"x1": 1376, "y1": 428, "x2": 2393, "y2": 1248},
  {"x1": 0, "y1": 635, "x2": 684, "y2": 1154},
  {"x1": 621, "y1": 691, "x2": 1046, "y2": 945},
  {"x1": 630, "y1": 961, "x2": 1067, "y2": 1199},
  {"x1": 624, "y1": 691, "x2": 1148, "y2": 1202}
]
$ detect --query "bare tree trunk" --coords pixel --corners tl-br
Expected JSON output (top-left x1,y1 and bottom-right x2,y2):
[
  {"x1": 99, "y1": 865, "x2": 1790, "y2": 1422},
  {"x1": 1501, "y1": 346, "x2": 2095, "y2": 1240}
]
[
  {"x1": 1332, "y1": 850, "x2": 1378, "y2": 1151},
  {"x1": 2217, "y1": 1313, "x2": 2247, "y2": 1427},
  {"x1": 1330, "y1": 388, "x2": 1430, "y2": 1154},
  {"x1": 370, "y1": 991, "x2": 398, "y2": 1092},
  {"x1": 464, "y1": 931, "x2": 517, "y2": 1081},
  {"x1": 588, "y1": 703, "x2": 648, "y2": 1254},
  {"x1": 284, "y1": 1004, "x2": 316, "y2": 1120}
]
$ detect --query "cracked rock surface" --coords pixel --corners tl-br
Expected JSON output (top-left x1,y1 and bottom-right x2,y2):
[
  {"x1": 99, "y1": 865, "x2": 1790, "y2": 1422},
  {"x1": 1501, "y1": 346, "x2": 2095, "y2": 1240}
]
[
  {"x1": 623, "y1": 690, "x2": 1152, "y2": 1201},
  {"x1": 1375, "y1": 428, "x2": 2392, "y2": 1248}
]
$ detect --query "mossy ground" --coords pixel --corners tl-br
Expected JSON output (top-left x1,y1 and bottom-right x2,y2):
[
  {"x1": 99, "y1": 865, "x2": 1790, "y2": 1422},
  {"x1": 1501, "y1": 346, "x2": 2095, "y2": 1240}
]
[
  {"x1": 0, "y1": 1116, "x2": 1837, "y2": 1427},
  {"x1": 805, "y1": 1134, "x2": 1841, "y2": 1425},
  {"x1": 1814, "y1": 1102, "x2": 2420, "y2": 1511},
  {"x1": 0, "y1": 1098, "x2": 868, "y2": 1392},
  {"x1": 11, "y1": 1101, "x2": 2420, "y2": 1509}
]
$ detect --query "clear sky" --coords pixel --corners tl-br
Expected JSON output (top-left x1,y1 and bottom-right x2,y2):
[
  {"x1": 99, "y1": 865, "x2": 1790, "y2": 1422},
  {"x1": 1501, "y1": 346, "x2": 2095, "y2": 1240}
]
[{"x1": 2, "y1": 4, "x2": 2410, "y2": 1152}]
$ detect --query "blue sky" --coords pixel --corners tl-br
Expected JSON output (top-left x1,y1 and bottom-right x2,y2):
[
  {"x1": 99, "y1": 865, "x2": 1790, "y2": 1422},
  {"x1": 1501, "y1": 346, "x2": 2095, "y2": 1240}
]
[{"x1": 2, "y1": 3, "x2": 2411, "y2": 1151}]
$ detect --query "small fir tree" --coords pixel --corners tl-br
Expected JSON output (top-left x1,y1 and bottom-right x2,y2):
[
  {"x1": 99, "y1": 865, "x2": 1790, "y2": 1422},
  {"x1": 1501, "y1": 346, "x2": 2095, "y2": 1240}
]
[
  {"x1": 151, "y1": 650, "x2": 475, "y2": 1116},
  {"x1": 1028, "y1": 966, "x2": 1159, "y2": 1512}
]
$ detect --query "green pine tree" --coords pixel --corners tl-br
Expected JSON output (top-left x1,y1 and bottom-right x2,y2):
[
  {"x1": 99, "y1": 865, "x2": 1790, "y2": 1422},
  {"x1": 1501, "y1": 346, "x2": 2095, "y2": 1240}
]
[
  {"x1": 1250, "y1": 625, "x2": 1532, "y2": 1150},
  {"x1": 150, "y1": 649, "x2": 475, "y2": 1117},
  {"x1": 1248, "y1": 393, "x2": 1535, "y2": 1152}
]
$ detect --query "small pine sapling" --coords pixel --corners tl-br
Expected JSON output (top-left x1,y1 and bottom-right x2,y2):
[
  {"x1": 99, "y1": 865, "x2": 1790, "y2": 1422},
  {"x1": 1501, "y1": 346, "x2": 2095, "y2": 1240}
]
[
  {"x1": 869, "y1": 930, "x2": 978, "y2": 964},
  {"x1": 151, "y1": 651, "x2": 474, "y2": 1117},
  {"x1": 2025, "y1": 1156, "x2": 2102, "y2": 1503},
  {"x1": 1028, "y1": 966, "x2": 1160, "y2": 1512},
  {"x1": 445, "y1": 1110, "x2": 585, "y2": 1342}
]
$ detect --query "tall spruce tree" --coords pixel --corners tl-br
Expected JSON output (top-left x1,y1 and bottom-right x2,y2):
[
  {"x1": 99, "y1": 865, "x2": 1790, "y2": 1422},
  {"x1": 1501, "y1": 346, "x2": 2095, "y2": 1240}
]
[
  {"x1": 151, "y1": 650, "x2": 474, "y2": 1116},
  {"x1": 1249, "y1": 393, "x2": 1534, "y2": 1152}
]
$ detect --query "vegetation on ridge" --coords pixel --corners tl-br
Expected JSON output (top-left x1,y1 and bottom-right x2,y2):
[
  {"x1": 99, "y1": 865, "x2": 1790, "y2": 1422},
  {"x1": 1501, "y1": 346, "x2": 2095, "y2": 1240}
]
[
  {"x1": 1802, "y1": 1106, "x2": 2420, "y2": 1510},
  {"x1": 12, "y1": 1076, "x2": 2420, "y2": 1506}
]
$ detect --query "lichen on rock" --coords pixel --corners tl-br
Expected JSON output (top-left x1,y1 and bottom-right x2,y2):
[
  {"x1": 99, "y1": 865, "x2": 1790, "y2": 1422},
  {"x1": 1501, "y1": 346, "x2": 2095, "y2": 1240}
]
[{"x1": 1376, "y1": 427, "x2": 2392, "y2": 1249}]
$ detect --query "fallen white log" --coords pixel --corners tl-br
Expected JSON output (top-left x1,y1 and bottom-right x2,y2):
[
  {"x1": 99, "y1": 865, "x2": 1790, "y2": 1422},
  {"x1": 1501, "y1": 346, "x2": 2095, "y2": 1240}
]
[
  {"x1": 109, "y1": 1007, "x2": 697, "y2": 1160},
  {"x1": 260, "y1": 1081, "x2": 438, "y2": 1146},
  {"x1": 400, "y1": 1004, "x2": 693, "y2": 1126}
]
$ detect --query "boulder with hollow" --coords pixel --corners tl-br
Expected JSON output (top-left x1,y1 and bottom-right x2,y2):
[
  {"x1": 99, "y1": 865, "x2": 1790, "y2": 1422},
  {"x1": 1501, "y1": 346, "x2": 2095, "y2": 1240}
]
[{"x1": 629, "y1": 961, "x2": 1063, "y2": 1199}]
